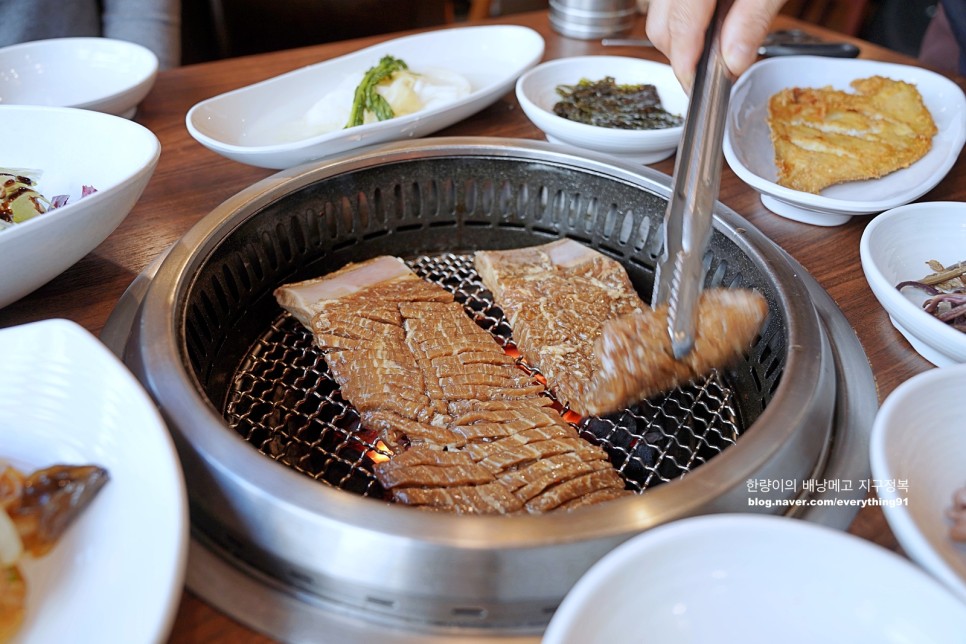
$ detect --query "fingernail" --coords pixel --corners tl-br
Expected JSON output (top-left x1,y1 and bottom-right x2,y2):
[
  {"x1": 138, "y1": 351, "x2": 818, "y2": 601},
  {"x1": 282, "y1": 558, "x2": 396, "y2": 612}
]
[
  {"x1": 722, "y1": 41, "x2": 754, "y2": 77},
  {"x1": 675, "y1": 68, "x2": 694, "y2": 94}
]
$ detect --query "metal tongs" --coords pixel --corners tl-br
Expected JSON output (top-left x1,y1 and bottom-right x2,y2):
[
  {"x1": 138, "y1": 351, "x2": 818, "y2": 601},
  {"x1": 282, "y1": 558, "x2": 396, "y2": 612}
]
[{"x1": 651, "y1": 1, "x2": 735, "y2": 360}]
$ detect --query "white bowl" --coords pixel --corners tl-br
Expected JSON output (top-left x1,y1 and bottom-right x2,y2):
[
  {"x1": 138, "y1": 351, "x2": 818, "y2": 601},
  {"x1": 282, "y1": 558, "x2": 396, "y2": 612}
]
[
  {"x1": 0, "y1": 37, "x2": 158, "y2": 118},
  {"x1": 859, "y1": 201, "x2": 966, "y2": 366},
  {"x1": 515, "y1": 55, "x2": 687, "y2": 164},
  {"x1": 724, "y1": 57, "x2": 966, "y2": 226},
  {"x1": 543, "y1": 514, "x2": 966, "y2": 644},
  {"x1": 186, "y1": 25, "x2": 544, "y2": 169},
  {"x1": 870, "y1": 364, "x2": 966, "y2": 605},
  {"x1": 0, "y1": 318, "x2": 188, "y2": 643},
  {"x1": 0, "y1": 105, "x2": 160, "y2": 308}
]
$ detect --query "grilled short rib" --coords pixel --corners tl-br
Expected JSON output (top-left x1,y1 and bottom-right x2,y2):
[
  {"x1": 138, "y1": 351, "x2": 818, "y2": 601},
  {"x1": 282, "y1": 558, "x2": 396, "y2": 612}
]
[
  {"x1": 474, "y1": 239, "x2": 768, "y2": 416},
  {"x1": 275, "y1": 256, "x2": 629, "y2": 514}
]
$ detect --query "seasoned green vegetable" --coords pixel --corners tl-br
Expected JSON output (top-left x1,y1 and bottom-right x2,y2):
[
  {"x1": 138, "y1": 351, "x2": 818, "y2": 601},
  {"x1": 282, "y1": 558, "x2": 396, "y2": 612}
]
[
  {"x1": 553, "y1": 76, "x2": 683, "y2": 130},
  {"x1": 345, "y1": 55, "x2": 410, "y2": 128}
]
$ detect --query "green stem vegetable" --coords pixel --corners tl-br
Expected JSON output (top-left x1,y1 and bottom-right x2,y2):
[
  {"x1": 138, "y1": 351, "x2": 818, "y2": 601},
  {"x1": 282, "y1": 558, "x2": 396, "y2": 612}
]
[{"x1": 345, "y1": 55, "x2": 409, "y2": 128}]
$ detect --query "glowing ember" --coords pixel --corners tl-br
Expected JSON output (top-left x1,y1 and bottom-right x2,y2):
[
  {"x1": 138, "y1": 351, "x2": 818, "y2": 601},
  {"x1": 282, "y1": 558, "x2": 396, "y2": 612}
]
[
  {"x1": 504, "y1": 342, "x2": 581, "y2": 424},
  {"x1": 367, "y1": 440, "x2": 392, "y2": 464},
  {"x1": 562, "y1": 409, "x2": 583, "y2": 424}
]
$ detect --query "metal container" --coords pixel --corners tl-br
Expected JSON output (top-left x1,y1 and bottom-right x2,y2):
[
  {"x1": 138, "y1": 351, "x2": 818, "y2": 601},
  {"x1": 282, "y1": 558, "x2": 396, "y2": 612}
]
[
  {"x1": 102, "y1": 138, "x2": 876, "y2": 642},
  {"x1": 549, "y1": 0, "x2": 638, "y2": 39}
]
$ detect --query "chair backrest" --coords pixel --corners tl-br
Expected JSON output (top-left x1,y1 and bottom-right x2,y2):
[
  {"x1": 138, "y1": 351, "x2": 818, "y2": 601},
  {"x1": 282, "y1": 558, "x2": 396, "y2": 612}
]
[
  {"x1": 780, "y1": 0, "x2": 870, "y2": 36},
  {"x1": 204, "y1": 0, "x2": 451, "y2": 59}
]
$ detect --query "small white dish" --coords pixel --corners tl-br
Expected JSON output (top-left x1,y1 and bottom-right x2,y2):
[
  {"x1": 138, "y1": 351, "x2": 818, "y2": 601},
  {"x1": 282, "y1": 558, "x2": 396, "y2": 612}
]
[
  {"x1": 543, "y1": 514, "x2": 966, "y2": 644},
  {"x1": 0, "y1": 318, "x2": 188, "y2": 643},
  {"x1": 515, "y1": 55, "x2": 687, "y2": 164},
  {"x1": 186, "y1": 25, "x2": 544, "y2": 169},
  {"x1": 724, "y1": 57, "x2": 966, "y2": 226},
  {"x1": 0, "y1": 37, "x2": 159, "y2": 118},
  {"x1": 870, "y1": 364, "x2": 966, "y2": 605},
  {"x1": 859, "y1": 201, "x2": 966, "y2": 366},
  {"x1": 0, "y1": 105, "x2": 160, "y2": 308}
]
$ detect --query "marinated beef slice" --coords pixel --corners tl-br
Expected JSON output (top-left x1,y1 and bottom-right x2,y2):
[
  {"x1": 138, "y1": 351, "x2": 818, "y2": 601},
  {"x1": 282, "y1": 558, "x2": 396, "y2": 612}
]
[
  {"x1": 586, "y1": 288, "x2": 769, "y2": 416},
  {"x1": 274, "y1": 256, "x2": 629, "y2": 514},
  {"x1": 474, "y1": 239, "x2": 767, "y2": 417}
]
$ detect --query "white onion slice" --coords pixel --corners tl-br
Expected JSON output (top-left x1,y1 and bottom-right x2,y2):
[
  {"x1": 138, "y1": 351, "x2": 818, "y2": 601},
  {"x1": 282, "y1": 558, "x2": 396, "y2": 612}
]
[{"x1": 0, "y1": 510, "x2": 23, "y2": 567}]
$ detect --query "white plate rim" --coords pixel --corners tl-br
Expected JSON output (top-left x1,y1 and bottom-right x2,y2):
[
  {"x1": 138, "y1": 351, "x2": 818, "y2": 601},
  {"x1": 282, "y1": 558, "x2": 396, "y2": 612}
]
[
  {"x1": 185, "y1": 24, "x2": 544, "y2": 160},
  {"x1": 543, "y1": 513, "x2": 966, "y2": 643},
  {"x1": 0, "y1": 105, "x2": 161, "y2": 243},
  {"x1": 858, "y1": 201, "x2": 966, "y2": 365},
  {"x1": 869, "y1": 363, "x2": 966, "y2": 604},
  {"x1": 0, "y1": 318, "x2": 188, "y2": 643},
  {"x1": 0, "y1": 37, "x2": 159, "y2": 112}
]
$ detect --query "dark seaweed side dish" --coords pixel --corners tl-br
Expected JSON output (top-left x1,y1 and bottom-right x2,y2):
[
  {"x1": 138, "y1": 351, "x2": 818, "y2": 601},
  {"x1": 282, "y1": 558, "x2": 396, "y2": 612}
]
[{"x1": 553, "y1": 77, "x2": 683, "y2": 130}]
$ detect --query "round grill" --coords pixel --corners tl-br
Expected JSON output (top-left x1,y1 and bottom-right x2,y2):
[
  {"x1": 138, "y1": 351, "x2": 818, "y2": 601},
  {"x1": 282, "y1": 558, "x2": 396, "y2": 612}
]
[{"x1": 106, "y1": 138, "x2": 871, "y2": 640}]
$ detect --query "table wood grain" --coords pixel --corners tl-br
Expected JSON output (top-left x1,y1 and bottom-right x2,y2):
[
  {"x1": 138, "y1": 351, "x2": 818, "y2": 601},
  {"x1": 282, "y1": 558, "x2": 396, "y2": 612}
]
[{"x1": 2, "y1": 10, "x2": 962, "y2": 643}]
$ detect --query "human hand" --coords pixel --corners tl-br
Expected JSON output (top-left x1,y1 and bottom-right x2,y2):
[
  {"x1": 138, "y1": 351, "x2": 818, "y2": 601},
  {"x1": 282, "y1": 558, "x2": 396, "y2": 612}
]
[{"x1": 639, "y1": 0, "x2": 788, "y2": 90}]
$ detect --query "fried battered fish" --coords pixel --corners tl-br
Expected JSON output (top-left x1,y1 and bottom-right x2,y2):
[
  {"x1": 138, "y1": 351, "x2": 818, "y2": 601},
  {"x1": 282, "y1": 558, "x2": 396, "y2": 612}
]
[{"x1": 767, "y1": 75, "x2": 937, "y2": 194}]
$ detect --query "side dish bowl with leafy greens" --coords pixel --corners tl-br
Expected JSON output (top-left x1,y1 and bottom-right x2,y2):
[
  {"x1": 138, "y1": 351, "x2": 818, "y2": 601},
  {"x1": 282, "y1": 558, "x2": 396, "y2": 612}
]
[{"x1": 515, "y1": 56, "x2": 688, "y2": 165}]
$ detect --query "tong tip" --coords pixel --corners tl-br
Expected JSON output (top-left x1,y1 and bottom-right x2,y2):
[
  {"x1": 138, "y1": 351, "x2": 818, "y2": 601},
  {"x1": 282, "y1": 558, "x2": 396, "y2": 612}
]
[{"x1": 671, "y1": 332, "x2": 695, "y2": 361}]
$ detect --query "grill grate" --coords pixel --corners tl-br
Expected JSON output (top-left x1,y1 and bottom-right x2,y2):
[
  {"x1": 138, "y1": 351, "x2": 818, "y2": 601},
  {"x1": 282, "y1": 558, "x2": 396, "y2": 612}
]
[{"x1": 225, "y1": 253, "x2": 742, "y2": 498}]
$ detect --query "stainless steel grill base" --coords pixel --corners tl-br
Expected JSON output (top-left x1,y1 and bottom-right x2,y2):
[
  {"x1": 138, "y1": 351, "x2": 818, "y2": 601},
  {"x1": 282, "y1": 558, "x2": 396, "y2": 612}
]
[
  {"x1": 102, "y1": 138, "x2": 876, "y2": 642},
  {"x1": 179, "y1": 254, "x2": 875, "y2": 644}
]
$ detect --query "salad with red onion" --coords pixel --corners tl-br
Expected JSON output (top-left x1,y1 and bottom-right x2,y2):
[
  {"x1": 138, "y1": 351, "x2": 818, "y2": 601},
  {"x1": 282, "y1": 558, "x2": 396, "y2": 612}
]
[{"x1": 0, "y1": 170, "x2": 96, "y2": 231}]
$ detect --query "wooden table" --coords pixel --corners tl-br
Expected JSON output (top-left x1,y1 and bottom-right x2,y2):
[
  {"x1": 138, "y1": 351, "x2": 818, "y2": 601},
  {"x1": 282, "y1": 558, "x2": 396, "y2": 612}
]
[{"x1": 2, "y1": 9, "x2": 962, "y2": 643}]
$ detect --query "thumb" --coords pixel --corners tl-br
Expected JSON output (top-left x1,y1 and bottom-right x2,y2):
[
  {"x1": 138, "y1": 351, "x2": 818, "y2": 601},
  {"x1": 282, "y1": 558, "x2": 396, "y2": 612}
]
[{"x1": 720, "y1": 0, "x2": 786, "y2": 76}]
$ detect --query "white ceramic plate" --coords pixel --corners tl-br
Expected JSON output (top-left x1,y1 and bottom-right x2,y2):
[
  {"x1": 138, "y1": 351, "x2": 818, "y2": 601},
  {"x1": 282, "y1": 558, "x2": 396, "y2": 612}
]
[
  {"x1": 0, "y1": 318, "x2": 188, "y2": 643},
  {"x1": 186, "y1": 25, "x2": 545, "y2": 169},
  {"x1": 0, "y1": 105, "x2": 160, "y2": 308},
  {"x1": 724, "y1": 57, "x2": 966, "y2": 226},
  {"x1": 0, "y1": 37, "x2": 158, "y2": 118},
  {"x1": 870, "y1": 364, "x2": 966, "y2": 604},
  {"x1": 515, "y1": 56, "x2": 687, "y2": 164},
  {"x1": 859, "y1": 201, "x2": 966, "y2": 366},
  {"x1": 543, "y1": 514, "x2": 966, "y2": 644}
]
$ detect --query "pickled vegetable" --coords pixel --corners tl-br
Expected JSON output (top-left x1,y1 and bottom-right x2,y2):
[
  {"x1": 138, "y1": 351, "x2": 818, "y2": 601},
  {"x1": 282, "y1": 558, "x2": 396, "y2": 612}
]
[
  {"x1": 345, "y1": 55, "x2": 410, "y2": 128},
  {"x1": 0, "y1": 564, "x2": 25, "y2": 643},
  {"x1": 0, "y1": 462, "x2": 108, "y2": 642},
  {"x1": 553, "y1": 76, "x2": 683, "y2": 130},
  {"x1": 7, "y1": 464, "x2": 109, "y2": 556},
  {"x1": 0, "y1": 172, "x2": 48, "y2": 225},
  {"x1": 897, "y1": 260, "x2": 966, "y2": 333}
]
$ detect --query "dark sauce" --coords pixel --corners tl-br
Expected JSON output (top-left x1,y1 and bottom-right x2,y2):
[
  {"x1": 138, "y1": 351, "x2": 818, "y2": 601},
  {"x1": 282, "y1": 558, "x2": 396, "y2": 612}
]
[
  {"x1": 0, "y1": 173, "x2": 43, "y2": 223},
  {"x1": 553, "y1": 76, "x2": 684, "y2": 130}
]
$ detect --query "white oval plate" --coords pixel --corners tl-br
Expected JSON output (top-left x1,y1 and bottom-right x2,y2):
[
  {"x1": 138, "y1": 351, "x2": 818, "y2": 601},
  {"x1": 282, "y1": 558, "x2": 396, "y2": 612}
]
[
  {"x1": 870, "y1": 364, "x2": 966, "y2": 604},
  {"x1": 0, "y1": 37, "x2": 158, "y2": 118},
  {"x1": 0, "y1": 319, "x2": 188, "y2": 644},
  {"x1": 724, "y1": 57, "x2": 966, "y2": 226},
  {"x1": 186, "y1": 25, "x2": 545, "y2": 169}
]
